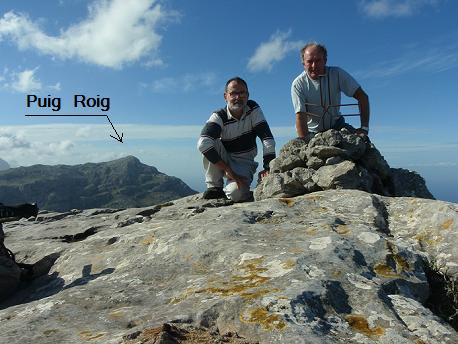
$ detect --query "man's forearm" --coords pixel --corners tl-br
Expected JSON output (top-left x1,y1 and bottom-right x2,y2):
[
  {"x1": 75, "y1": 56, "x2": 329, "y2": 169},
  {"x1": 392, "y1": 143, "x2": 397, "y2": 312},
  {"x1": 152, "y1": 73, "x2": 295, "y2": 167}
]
[
  {"x1": 296, "y1": 112, "x2": 309, "y2": 137},
  {"x1": 354, "y1": 88, "x2": 370, "y2": 128}
]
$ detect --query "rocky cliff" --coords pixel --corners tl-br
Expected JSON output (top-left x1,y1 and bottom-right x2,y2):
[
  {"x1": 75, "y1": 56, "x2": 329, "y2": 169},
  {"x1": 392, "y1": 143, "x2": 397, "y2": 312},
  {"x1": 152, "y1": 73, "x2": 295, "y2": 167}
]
[
  {"x1": 0, "y1": 156, "x2": 196, "y2": 211},
  {"x1": 0, "y1": 190, "x2": 456, "y2": 343}
]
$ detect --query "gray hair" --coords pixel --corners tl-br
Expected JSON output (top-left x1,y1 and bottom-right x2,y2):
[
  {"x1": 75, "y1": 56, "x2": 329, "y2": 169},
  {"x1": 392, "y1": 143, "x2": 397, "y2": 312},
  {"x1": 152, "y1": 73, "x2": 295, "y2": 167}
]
[{"x1": 300, "y1": 42, "x2": 327, "y2": 63}]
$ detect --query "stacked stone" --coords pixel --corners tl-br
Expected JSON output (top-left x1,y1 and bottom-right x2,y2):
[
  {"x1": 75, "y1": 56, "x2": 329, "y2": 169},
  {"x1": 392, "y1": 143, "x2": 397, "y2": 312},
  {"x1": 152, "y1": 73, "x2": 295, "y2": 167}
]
[{"x1": 255, "y1": 128, "x2": 434, "y2": 201}]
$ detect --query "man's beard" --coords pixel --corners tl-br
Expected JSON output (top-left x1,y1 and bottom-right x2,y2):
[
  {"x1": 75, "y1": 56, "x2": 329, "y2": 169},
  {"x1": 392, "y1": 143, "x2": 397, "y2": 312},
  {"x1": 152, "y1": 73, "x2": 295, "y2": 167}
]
[{"x1": 228, "y1": 100, "x2": 245, "y2": 112}]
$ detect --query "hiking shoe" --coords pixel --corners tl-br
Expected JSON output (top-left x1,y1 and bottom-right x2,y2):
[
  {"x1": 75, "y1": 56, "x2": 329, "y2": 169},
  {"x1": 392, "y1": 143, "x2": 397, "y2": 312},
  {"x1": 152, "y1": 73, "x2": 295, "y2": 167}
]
[{"x1": 203, "y1": 187, "x2": 227, "y2": 199}]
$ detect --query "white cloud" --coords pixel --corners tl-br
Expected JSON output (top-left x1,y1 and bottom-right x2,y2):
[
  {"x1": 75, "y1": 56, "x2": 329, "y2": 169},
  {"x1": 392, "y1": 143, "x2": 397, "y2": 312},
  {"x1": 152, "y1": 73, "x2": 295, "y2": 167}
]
[
  {"x1": 0, "y1": 131, "x2": 32, "y2": 149},
  {"x1": 1, "y1": 67, "x2": 62, "y2": 93},
  {"x1": 0, "y1": 0, "x2": 178, "y2": 69},
  {"x1": 359, "y1": 0, "x2": 442, "y2": 18},
  {"x1": 355, "y1": 40, "x2": 458, "y2": 79},
  {"x1": 11, "y1": 68, "x2": 42, "y2": 93},
  {"x1": 0, "y1": 130, "x2": 75, "y2": 166},
  {"x1": 48, "y1": 82, "x2": 61, "y2": 91},
  {"x1": 149, "y1": 72, "x2": 218, "y2": 93},
  {"x1": 247, "y1": 30, "x2": 304, "y2": 72}
]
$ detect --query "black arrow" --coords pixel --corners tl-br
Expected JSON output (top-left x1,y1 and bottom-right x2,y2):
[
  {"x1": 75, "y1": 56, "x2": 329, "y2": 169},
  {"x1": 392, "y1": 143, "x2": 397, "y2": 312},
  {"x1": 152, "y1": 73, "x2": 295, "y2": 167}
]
[
  {"x1": 25, "y1": 114, "x2": 124, "y2": 143},
  {"x1": 105, "y1": 115, "x2": 123, "y2": 143}
]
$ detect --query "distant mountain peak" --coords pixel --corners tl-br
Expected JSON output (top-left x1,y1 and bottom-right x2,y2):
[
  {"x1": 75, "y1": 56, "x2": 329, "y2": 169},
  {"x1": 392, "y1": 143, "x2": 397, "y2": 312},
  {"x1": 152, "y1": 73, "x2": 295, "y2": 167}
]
[
  {"x1": 0, "y1": 158, "x2": 10, "y2": 171},
  {"x1": 0, "y1": 156, "x2": 196, "y2": 211}
]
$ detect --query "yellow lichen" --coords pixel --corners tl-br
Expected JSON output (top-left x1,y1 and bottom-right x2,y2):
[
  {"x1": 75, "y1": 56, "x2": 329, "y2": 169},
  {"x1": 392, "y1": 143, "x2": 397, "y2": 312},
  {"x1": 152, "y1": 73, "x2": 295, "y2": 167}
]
[
  {"x1": 282, "y1": 259, "x2": 296, "y2": 269},
  {"x1": 374, "y1": 263, "x2": 399, "y2": 278},
  {"x1": 288, "y1": 247, "x2": 303, "y2": 254},
  {"x1": 441, "y1": 218, "x2": 454, "y2": 230},
  {"x1": 332, "y1": 270, "x2": 342, "y2": 278},
  {"x1": 414, "y1": 232, "x2": 443, "y2": 247},
  {"x1": 345, "y1": 314, "x2": 385, "y2": 338},
  {"x1": 79, "y1": 330, "x2": 107, "y2": 340},
  {"x1": 141, "y1": 235, "x2": 155, "y2": 245},
  {"x1": 241, "y1": 288, "x2": 280, "y2": 300},
  {"x1": 393, "y1": 254, "x2": 410, "y2": 272},
  {"x1": 108, "y1": 310, "x2": 125, "y2": 319},
  {"x1": 43, "y1": 329, "x2": 58, "y2": 336},
  {"x1": 305, "y1": 227, "x2": 317, "y2": 235},
  {"x1": 335, "y1": 225, "x2": 350, "y2": 235},
  {"x1": 240, "y1": 307, "x2": 286, "y2": 331}
]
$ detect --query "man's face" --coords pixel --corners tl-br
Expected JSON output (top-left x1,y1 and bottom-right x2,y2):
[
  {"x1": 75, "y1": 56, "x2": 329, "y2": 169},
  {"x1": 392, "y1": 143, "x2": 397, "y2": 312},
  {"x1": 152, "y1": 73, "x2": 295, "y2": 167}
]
[
  {"x1": 224, "y1": 81, "x2": 248, "y2": 115},
  {"x1": 303, "y1": 46, "x2": 327, "y2": 80}
]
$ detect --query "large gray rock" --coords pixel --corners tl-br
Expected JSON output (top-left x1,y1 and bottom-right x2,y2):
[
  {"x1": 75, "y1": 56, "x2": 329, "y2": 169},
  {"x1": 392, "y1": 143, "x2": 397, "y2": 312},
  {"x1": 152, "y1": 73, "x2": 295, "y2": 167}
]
[
  {"x1": 256, "y1": 129, "x2": 433, "y2": 201},
  {"x1": 0, "y1": 190, "x2": 456, "y2": 343},
  {"x1": 312, "y1": 160, "x2": 372, "y2": 191}
]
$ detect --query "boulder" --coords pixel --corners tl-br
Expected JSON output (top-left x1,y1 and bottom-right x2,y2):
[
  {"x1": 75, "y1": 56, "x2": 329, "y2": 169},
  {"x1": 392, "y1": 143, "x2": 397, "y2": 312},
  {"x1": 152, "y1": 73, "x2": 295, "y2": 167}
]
[{"x1": 0, "y1": 190, "x2": 456, "y2": 343}]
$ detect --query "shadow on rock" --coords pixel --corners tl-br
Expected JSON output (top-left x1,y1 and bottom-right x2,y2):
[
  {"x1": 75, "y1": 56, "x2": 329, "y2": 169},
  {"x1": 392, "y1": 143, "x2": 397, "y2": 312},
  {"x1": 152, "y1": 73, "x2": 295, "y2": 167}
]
[
  {"x1": 63, "y1": 264, "x2": 115, "y2": 289},
  {"x1": 0, "y1": 263, "x2": 114, "y2": 310}
]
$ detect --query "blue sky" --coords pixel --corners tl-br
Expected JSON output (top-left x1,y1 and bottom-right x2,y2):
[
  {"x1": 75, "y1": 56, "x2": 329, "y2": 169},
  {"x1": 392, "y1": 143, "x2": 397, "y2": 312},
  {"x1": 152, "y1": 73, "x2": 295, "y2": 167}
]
[{"x1": 0, "y1": 0, "x2": 457, "y2": 203}]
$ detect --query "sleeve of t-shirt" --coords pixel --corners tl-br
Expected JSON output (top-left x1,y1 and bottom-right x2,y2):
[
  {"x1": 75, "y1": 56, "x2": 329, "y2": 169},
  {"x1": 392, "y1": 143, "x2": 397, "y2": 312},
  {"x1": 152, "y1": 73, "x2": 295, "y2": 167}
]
[
  {"x1": 291, "y1": 76, "x2": 307, "y2": 114},
  {"x1": 337, "y1": 67, "x2": 360, "y2": 97}
]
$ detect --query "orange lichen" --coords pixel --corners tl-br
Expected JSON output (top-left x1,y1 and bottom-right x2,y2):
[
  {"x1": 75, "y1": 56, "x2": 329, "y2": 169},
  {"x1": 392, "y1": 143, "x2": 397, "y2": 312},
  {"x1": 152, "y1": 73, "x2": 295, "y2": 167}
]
[
  {"x1": 170, "y1": 257, "x2": 278, "y2": 303},
  {"x1": 346, "y1": 315, "x2": 385, "y2": 338},
  {"x1": 240, "y1": 307, "x2": 286, "y2": 331},
  {"x1": 278, "y1": 198, "x2": 295, "y2": 207}
]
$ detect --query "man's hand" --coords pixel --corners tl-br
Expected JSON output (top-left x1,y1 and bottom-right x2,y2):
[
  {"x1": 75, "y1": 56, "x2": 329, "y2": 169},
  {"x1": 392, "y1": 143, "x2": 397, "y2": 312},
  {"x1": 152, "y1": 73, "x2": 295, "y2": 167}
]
[
  {"x1": 355, "y1": 127, "x2": 368, "y2": 137},
  {"x1": 258, "y1": 169, "x2": 269, "y2": 181},
  {"x1": 214, "y1": 160, "x2": 247, "y2": 189},
  {"x1": 225, "y1": 169, "x2": 247, "y2": 190}
]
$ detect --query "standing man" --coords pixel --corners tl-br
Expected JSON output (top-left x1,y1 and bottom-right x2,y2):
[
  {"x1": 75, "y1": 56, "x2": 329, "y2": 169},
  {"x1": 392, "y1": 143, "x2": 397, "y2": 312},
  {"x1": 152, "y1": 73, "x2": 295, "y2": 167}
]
[
  {"x1": 291, "y1": 42, "x2": 370, "y2": 139},
  {"x1": 198, "y1": 77, "x2": 276, "y2": 202}
]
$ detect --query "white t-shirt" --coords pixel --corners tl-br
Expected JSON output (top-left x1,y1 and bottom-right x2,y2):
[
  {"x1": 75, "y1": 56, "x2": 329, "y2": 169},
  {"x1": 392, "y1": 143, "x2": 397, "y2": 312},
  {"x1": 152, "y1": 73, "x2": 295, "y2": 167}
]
[{"x1": 291, "y1": 66, "x2": 360, "y2": 132}]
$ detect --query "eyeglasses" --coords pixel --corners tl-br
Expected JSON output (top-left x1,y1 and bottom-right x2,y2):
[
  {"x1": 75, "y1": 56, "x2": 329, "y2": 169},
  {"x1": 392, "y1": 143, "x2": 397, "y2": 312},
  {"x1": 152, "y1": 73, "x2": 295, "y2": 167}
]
[{"x1": 227, "y1": 91, "x2": 247, "y2": 98}]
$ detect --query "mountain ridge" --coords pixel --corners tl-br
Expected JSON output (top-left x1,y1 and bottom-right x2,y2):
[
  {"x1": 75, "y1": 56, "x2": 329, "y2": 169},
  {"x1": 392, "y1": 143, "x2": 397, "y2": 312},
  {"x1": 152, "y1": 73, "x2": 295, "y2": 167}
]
[{"x1": 0, "y1": 156, "x2": 196, "y2": 211}]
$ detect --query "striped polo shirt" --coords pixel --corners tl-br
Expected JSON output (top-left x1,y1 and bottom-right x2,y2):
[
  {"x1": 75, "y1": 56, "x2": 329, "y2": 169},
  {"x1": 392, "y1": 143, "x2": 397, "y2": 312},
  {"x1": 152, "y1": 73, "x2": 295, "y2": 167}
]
[{"x1": 197, "y1": 100, "x2": 276, "y2": 170}]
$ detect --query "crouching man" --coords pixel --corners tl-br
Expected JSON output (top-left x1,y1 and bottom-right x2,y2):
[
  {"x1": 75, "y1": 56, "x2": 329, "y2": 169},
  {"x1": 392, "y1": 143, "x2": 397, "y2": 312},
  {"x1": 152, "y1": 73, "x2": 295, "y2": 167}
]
[{"x1": 197, "y1": 77, "x2": 276, "y2": 202}]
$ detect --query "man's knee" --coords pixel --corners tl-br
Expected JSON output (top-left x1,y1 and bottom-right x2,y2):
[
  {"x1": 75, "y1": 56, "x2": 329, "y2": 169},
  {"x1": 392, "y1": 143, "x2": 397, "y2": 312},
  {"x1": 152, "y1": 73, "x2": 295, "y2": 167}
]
[{"x1": 224, "y1": 182, "x2": 250, "y2": 202}]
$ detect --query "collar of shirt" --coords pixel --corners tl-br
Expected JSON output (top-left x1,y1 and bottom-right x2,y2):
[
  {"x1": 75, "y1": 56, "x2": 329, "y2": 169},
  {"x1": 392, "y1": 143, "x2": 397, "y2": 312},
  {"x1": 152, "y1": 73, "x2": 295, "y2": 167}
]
[{"x1": 226, "y1": 104, "x2": 247, "y2": 120}]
